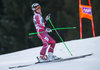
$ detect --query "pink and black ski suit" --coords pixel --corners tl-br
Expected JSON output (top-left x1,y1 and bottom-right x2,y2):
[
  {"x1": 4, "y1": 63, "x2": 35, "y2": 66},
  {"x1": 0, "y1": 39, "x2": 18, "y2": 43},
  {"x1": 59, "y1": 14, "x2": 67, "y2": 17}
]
[{"x1": 33, "y1": 13, "x2": 56, "y2": 56}]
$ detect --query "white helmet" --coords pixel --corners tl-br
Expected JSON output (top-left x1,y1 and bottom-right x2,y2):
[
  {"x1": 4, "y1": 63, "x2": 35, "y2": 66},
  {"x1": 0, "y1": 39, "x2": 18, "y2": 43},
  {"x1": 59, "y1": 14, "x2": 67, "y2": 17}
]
[{"x1": 32, "y1": 3, "x2": 40, "y2": 11}]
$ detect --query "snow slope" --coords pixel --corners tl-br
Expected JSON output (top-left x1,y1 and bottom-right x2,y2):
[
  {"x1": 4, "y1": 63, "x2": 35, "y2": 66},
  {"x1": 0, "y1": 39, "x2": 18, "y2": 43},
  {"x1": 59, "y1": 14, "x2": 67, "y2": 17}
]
[{"x1": 0, "y1": 36, "x2": 100, "y2": 70}]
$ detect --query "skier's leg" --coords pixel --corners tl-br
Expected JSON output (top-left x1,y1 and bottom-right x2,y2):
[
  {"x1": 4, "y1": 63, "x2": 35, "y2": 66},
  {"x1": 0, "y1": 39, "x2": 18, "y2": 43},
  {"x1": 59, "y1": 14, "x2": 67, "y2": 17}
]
[
  {"x1": 47, "y1": 35, "x2": 56, "y2": 53},
  {"x1": 40, "y1": 41, "x2": 48, "y2": 55},
  {"x1": 37, "y1": 32, "x2": 49, "y2": 61},
  {"x1": 37, "y1": 30, "x2": 49, "y2": 56},
  {"x1": 48, "y1": 40, "x2": 55, "y2": 53},
  {"x1": 39, "y1": 33, "x2": 56, "y2": 55},
  {"x1": 46, "y1": 35, "x2": 60, "y2": 60},
  {"x1": 37, "y1": 41, "x2": 48, "y2": 62}
]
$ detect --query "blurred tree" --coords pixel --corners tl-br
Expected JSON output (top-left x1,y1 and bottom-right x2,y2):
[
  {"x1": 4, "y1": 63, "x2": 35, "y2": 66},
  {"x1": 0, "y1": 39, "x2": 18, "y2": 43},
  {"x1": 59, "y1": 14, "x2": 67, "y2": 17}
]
[{"x1": 0, "y1": 0, "x2": 100, "y2": 55}]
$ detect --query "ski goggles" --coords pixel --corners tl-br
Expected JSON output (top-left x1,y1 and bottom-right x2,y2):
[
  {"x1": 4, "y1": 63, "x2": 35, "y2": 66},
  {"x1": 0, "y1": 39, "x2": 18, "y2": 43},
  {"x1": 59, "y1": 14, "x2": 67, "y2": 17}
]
[{"x1": 35, "y1": 6, "x2": 41, "y2": 10}]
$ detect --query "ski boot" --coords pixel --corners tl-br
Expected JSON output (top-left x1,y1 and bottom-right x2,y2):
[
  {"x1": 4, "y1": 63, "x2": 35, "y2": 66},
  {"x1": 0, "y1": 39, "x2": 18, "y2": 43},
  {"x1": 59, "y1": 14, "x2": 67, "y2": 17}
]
[
  {"x1": 37, "y1": 55, "x2": 48, "y2": 62},
  {"x1": 47, "y1": 52, "x2": 61, "y2": 61}
]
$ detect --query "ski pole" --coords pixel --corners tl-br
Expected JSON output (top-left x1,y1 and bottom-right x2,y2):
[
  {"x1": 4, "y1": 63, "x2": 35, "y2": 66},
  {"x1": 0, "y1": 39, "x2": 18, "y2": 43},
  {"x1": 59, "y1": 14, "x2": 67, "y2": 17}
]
[
  {"x1": 48, "y1": 18, "x2": 73, "y2": 56},
  {"x1": 29, "y1": 32, "x2": 42, "y2": 35},
  {"x1": 29, "y1": 27, "x2": 76, "y2": 35},
  {"x1": 52, "y1": 27, "x2": 76, "y2": 30}
]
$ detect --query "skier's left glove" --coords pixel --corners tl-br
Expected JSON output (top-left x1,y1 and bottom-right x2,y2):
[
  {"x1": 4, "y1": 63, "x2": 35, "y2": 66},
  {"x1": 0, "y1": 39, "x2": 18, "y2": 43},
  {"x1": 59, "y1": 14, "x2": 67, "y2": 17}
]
[
  {"x1": 45, "y1": 28, "x2": 52, "y2": 33},
  {"x1": 45, "y1": 14, "x2": 51, "y2": 21}
]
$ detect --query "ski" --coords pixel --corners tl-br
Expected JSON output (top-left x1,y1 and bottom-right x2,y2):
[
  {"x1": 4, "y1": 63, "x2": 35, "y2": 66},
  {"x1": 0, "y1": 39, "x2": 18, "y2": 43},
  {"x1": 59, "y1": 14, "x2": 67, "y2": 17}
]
[
  {"x1": 9, "y1": 64, "x2": 33, "y2": 69},
  {"x1": 8, "y1": 53, "x2": 93, "y2": 69},
  {"x1": 35, "y1": 53, "x2": 93, "y2": 64}
]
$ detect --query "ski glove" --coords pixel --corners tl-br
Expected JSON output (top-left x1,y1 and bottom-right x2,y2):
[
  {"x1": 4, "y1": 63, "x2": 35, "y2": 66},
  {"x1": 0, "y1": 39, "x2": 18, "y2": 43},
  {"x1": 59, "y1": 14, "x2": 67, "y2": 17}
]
[
  {"x1": 46, "y1": 28, "x2": 52, "y2": 33},
  {"x1": 45, "y1": 14, "x2": 51, "y2": 21}
]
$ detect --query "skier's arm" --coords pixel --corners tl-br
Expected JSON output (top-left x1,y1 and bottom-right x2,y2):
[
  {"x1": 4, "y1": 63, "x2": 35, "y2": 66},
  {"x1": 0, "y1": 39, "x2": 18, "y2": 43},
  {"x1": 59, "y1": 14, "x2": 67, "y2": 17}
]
[
  {"x1": 35, "y1": 15, "x2": 45, "y2": 29},
  {"x1": 35, "y1": 15, "x2": 52, "y2": 32}
]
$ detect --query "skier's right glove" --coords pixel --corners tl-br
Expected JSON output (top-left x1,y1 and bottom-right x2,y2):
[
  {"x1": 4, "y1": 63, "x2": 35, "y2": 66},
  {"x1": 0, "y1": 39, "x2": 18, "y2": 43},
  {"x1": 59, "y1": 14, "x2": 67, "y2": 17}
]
[
  {"x1": 45, "y1": 28, "x2": 52, "y2": 33},
  {"x1": 45, "y1": 14, "x2": 51, "y2": 21}
]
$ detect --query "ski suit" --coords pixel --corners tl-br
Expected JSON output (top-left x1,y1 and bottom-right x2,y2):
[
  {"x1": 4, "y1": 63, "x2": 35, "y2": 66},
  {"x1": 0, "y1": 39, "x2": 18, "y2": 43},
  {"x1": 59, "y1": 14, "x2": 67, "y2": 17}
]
[{"x1": 33, "y1": 13, "x2": 56, "y2": 56}]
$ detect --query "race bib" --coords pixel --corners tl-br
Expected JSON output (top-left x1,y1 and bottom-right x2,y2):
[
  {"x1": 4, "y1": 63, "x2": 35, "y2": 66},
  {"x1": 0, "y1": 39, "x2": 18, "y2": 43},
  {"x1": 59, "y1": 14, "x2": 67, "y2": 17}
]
[{"x1": 44, "y1": 37, "x2": 49, "y2": 41}]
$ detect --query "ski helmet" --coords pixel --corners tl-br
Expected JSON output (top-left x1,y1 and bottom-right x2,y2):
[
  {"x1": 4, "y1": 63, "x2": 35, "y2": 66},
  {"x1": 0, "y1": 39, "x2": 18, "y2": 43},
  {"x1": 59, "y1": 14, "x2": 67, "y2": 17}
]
[{"x1": 32, "y1": 3, "x2": 40, "y2": 11}]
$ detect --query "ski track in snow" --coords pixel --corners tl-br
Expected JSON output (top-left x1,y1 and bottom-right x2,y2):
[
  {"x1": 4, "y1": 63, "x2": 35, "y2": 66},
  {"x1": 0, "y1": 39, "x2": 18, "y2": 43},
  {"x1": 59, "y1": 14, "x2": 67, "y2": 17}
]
[{"x1": 0, "y1": 36, "x2": 100, "y2": 70}]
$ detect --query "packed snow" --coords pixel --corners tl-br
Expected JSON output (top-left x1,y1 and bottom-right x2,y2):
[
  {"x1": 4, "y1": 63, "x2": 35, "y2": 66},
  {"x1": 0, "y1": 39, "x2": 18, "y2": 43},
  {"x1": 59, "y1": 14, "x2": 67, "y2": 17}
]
[{"x1": 0, "y1": 36, "x2": 100, "y2": 70}]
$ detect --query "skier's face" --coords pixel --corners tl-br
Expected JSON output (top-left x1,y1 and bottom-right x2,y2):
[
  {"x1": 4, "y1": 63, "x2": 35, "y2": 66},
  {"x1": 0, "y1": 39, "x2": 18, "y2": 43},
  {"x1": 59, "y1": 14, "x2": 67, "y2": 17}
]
[{"x1": 36, "y1": 6, "x2": 41, "y2": 14}]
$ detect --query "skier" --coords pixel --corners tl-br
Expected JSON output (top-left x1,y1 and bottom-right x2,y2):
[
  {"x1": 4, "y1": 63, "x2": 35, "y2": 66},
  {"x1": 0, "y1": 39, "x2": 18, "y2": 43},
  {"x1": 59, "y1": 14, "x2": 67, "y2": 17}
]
[{"x1": 32, "y1": 3, "x2": 59, "y2": 62}]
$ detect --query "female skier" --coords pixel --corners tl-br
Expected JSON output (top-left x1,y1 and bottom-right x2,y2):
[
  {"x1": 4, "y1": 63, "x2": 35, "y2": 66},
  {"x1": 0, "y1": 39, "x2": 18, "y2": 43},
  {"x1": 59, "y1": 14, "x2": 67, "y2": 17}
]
[{"x1": 32, "y1": 3, "x2": 59, "y2": 62}]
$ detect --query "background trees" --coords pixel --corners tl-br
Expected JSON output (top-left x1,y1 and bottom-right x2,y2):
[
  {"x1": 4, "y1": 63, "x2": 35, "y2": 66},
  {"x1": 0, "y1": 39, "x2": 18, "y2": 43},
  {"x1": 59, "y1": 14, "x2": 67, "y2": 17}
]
[{"x1": 0, "y1": 0, "x2": 100, "y2": 55}]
